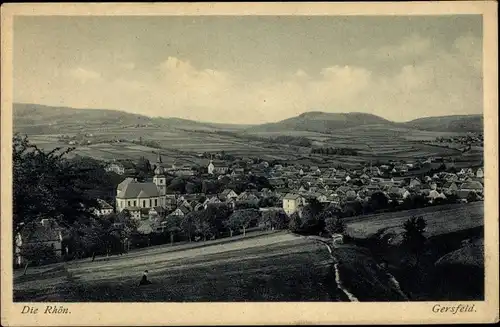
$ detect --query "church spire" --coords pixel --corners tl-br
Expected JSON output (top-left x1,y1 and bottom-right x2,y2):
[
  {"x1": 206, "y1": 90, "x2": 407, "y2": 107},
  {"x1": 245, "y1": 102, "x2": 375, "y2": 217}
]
[{"x1": 157, "y1": 150, "x2": 162, "y2": 164}]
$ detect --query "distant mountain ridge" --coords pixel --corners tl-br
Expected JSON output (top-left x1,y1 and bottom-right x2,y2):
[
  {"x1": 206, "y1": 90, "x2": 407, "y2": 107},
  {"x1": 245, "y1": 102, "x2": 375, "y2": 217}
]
[
  {"x1": 402, "y1": 115, "x2": 484, "y2": 133},
  {"x1": 12, "y1": 103, "x2": 483, "y2": 134},
  {"x1": 247, "y1": 111, "x2": 397, "y2": 133},
  {"x1": 12, "y1": 103, "x2": 246, "y2": 134}
]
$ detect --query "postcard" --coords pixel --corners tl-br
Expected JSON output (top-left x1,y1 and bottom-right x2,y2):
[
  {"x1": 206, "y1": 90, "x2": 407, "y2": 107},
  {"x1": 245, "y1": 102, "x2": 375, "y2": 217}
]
[{"x1": 1, "y1": 2, "x2": 498, "y2": 326}]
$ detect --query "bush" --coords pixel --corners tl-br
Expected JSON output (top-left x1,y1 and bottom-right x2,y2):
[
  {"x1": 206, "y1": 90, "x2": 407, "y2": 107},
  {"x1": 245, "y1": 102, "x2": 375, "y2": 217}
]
[
  {"x1": 19, "y1": 243, "x2": 58, "y2": 267},
  {"x1": 288, "y1": 213, "x2": 302, "y2": 233},
  {"x1": 402, "y1": 216, "x2": 427, "y2": 256},
  {"x1": 325, "y1": 217, "x2": 346, "y2": 235}
]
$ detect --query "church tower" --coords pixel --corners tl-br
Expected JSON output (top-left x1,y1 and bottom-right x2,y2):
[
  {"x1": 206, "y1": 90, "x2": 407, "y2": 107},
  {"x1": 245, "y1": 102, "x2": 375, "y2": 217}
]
[
  {"x1": 153, "y1": 164, "x2": 166, "y2": 207},
  {"x1": 208, "y1": 160, "x2": 215, "y2": 175},
  {"x1": 156, "y1": 151, "x2": 163, "y2": 166}
]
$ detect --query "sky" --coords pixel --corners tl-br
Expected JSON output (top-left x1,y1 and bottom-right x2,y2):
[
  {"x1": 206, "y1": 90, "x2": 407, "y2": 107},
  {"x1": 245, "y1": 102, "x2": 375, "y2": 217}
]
[{"x1": 13, "y1": 15, "x2": 483, "y2": 124}]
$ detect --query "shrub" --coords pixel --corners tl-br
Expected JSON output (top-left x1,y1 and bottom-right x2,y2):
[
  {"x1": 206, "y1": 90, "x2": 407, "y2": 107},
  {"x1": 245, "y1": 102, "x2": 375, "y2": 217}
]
[{"x1": 325, "y1": 217, "x2": 346, "y2": 235}]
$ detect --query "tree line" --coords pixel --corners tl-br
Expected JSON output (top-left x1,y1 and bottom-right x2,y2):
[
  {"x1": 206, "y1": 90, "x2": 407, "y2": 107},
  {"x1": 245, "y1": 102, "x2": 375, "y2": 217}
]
[{"x1": 311, "y1": 147, "x2": 359, "y2": 156}]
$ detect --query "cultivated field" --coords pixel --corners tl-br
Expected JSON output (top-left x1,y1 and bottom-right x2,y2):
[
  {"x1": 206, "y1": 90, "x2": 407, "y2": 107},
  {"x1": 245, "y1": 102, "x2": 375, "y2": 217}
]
[
  {"x1": 344, "y1": 202, "x2": 484, "y2": 239},
  {"x1": 14, "y1": 232, "x2": 347, "y2": 302},
  {"x1": 21, "y1": 120, "x2": 479, "y2": 165}
]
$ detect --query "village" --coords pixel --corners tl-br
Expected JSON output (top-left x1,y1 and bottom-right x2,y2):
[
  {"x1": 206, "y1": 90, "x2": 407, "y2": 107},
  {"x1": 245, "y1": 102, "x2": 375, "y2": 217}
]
[{"x1": 15, "y1": 142, "x2": 484, "y2": 268}]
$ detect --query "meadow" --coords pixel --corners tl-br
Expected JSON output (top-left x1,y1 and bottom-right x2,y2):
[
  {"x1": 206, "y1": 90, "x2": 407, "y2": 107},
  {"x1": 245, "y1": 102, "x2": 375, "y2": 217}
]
[
  {"x1": 14, "y1": 232, "x2": 345, "y2": 302},
  {"x1": 343, "y1": 202, "x2": 484, "y2": 239}
]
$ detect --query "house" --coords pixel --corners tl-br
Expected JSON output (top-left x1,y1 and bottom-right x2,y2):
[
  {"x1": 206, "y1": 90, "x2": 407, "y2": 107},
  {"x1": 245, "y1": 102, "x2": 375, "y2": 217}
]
[
  {"x1": 219, "y1": 189, "x2": 238, "y2": 201},
  {"x1": 191, "y1": 202, "x2": 203, "y2": 211},
  {"x1": 314, "y1": 192, "x2": 329, "y2": 203},
  {"x1": 127, "y1": 207, "x2": 142, "y2": 220},
  {"x1": 15, "y1": 219, "x2": 65, "y2": 266},
  {"x1": 298, "y1": 185, "x2": 308, "y2": 193},
  {"x1": 137, "y1": 219, "x2": 154, "y2": 235},
  {"x1": 203, "y1": 196, "x2": 221, "y2": 209},
  {"x1": 282, "y1": 193, "x2": 305, "y2": 215},
  {"x1": 456, "y1": 190, "x2": 474, "y2": 200},
  {"x1": 443, "y1": 182, "x2": 459, "y2": 194},
  {"x1": 409, "y1": 178, "x2": 422, "y2": 189},
  {"x1": 444, "y1": 173, "x2": 459, "y2": 182},
  {"x1": 460, "y1": 181, "x2": 484, "y2": 193},
  {"x1": 237, "y1": 192, "x2": 260, "y2": 204},
  {"x1": 169, "y1": 165, "x2": 195, "y2": 176},
  {"x1": 94, "y1": 199, "x2": 114, "y2": 217},
  {"x1": 171, "y1": 205, "x2": 191, "y2": 217},
  {"x1": 387, "y1": 187, "x2": 410, "y2": 200},
  {"x1": 105, "y1": 162, "x2": 125, "y2": 175},
  {"x1": 232, "y1": 168, "x2": 245, "y2": 176},
  {"x1": 335, "y1": 185, "x2": 352, "y2": 196},
  {"x1": 269, "y1": 178, "x2": 286, "y2": 188},
  {"x1": 364, "y1": 166, "x2": 381, "y2": 176},
  {"x1": 476, "y1": 168, "x2": 484, "y2": 178},
  {"x1": 208, "y1": 160, "x2": 229, "y2": 175},
  {"x1": 428, "y1": 190, "x2": 447, "y2": 203},
  {"x1": 148, "y1": 206, "x2": 166, "y2": 219}
]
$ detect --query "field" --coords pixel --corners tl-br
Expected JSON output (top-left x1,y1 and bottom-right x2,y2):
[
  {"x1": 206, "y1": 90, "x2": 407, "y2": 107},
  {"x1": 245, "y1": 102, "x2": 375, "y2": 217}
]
[
  {"x1": 14, "y1": 232, "x2": 347, "y2": 302},
  {"x1": 20, "y1": 119, "x2": 484, "y2": 167},
  {"x1": 344, "y1": 202, "x2": 484, "y2": 239}
]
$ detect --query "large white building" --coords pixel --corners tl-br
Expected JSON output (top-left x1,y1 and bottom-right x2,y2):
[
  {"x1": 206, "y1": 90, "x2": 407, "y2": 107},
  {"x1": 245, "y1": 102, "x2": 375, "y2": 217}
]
[
  {"x1": 116, "y1": 158, "x2": 167, "y2": 214},
  {"x1": 282, "y1": 193, "x2": 306, "y2": 216}
]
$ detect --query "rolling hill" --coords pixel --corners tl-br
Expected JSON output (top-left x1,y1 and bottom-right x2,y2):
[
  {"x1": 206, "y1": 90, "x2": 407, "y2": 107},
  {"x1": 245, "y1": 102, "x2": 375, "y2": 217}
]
[
  {"x1": 402, "y1": 115, "x2": 483, "y2": 133},
  {"x1": 247, "y1": 111, "x2": 396, "y2": 133},
  {"x1": 12, "y1": 103, "x2": 246, "y2": 134},
  {"x1": 247, "y1": 111, "x2": 483, "y2": 134},
  {"x1": 13, "y1": 103, "x2": 483, "y2": 135}
]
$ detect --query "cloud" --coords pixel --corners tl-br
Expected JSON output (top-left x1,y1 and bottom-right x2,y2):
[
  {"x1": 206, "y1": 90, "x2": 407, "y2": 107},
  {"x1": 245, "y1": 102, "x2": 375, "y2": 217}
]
[
  {"x1": 358, "y1": 34, "x2": 432, "y2": 61},
  {"x1": 120, "y1": 62, "x2": 136, "y2": 70},
  {"x1": 68, "y1": 67, "x2": 102, "y2": 83}
]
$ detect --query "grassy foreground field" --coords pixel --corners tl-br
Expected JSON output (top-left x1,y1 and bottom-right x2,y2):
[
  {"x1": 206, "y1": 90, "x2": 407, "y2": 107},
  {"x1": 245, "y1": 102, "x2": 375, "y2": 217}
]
[
  {"x1": 14, "y1": 232, "x2": 348, "y2": 302},
  {"x1": 344, "y1": 202, "x2": 484, "y2": 239}
]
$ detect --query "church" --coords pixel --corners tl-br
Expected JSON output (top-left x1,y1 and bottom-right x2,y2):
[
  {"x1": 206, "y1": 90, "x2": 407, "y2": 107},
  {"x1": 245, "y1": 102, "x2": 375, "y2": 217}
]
[{"x1": 116, "y1": 152, "x2": 167, "y2": 213}]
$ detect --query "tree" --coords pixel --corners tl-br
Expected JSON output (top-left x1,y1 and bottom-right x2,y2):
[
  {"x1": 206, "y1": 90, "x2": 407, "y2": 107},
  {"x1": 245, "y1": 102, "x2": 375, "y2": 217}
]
[
  {"x1": 370, "y1": 191, "x2": 389, "y2": 212},
  {"x1": 467, "y1": 191, "x2": 479, "y2": 203},
  {"x1": 226, "y1": 209, "x2": 260, "y2": 237},
  {"x1": 13, "y1": 134, "x2": 98, "y2": 245},
  {"x1": 402, "y1": 216, "x2": 427, "y2": 260},
  {"x1": 167, "y1": 177, "x2": 186, "y2": 193},
  {"x1": 325, "y1": 217, "x2": 346, "y2": 235},
  {"x1": 19, "y1": 243, "x2": 58, "y2": 272},
  {"x1": 260, "y1": 209, "x2": 289, "y2": 230},
  {"x1": 258, "y1": 196, "x2": 279, "y2": 208},
  {"x1": 205, "y1": 203, "x2": 232, "y2": 237},
  {"x1": 300, "y1": 203, "x2": 326, "y2": 235},
  {"x1": 136, "y1": 156, "x2": 152, "y2": 176},
  {"x1": 163, "y1": 215, "x2": 183, "y2": 245},
  {"x1": 192, "y1": 211, "x2": 213, "y2": 241},
  {"x1": 181, "y1": 212, "x2": 197, "y2": 242},
  {"x1": 288, "y1": 213, "x2": 302, "y2": 233},
  {"x1": 341, "y1": 200, "x2": 363, "y2": 218}
]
